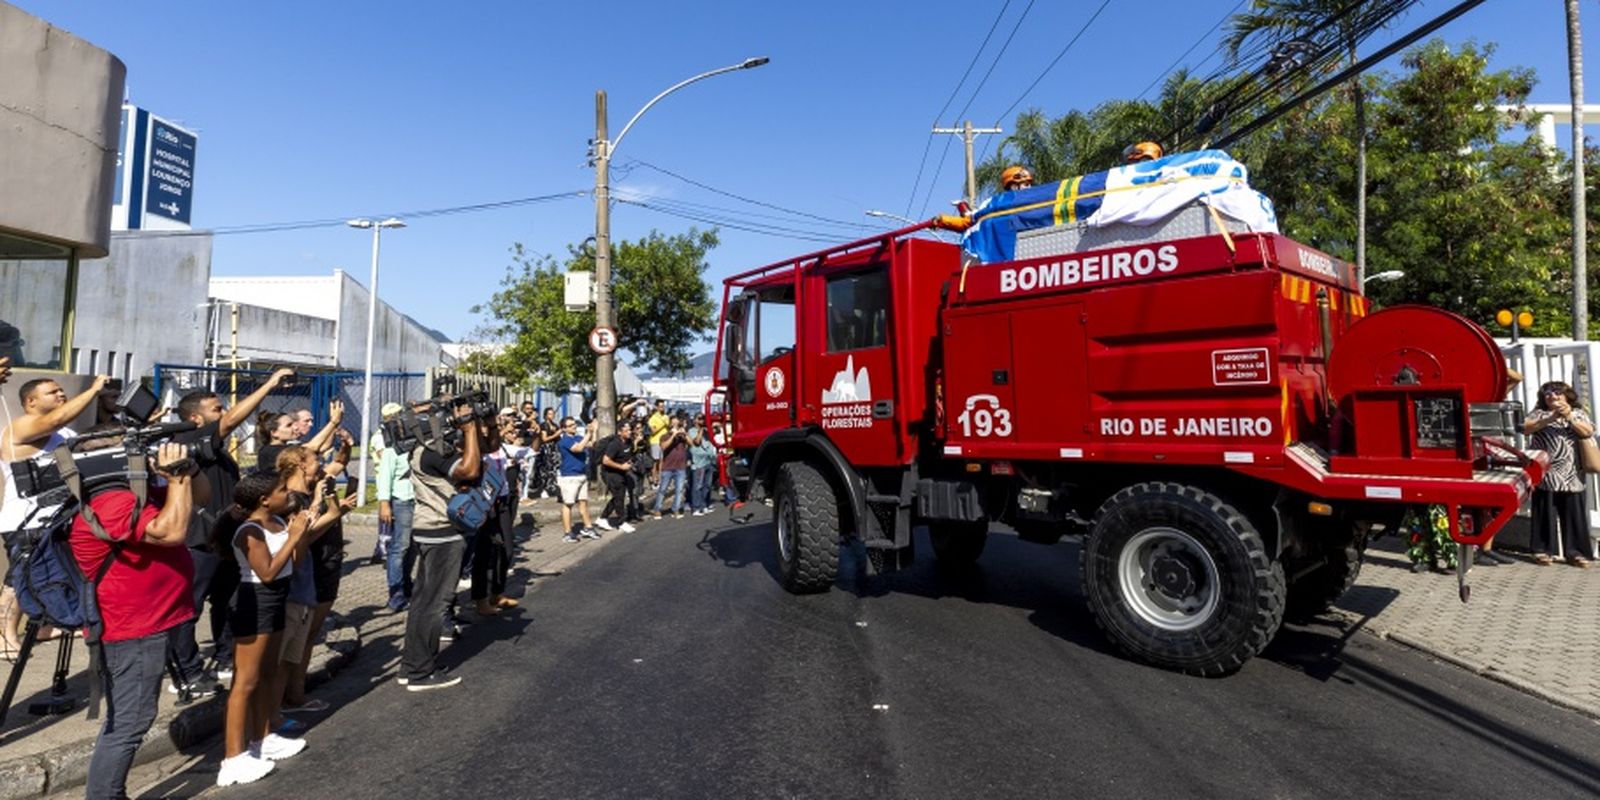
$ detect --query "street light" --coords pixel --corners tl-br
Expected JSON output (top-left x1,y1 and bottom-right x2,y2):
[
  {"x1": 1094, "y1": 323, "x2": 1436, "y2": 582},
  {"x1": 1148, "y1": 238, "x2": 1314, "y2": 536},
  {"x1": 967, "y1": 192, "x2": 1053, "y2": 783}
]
[
  {"x1": 865, "y1": 209, "x2": 917, "y2": 225},
  {"x1": 590, "y1": 56, "x2": 769, "y2": 438},
  {"x1": 346, "y1": 216, "x2": 406, "y2": 505},
  {"x1": 1363, "y1": 269, "x2": 1404, "y2": 285}
]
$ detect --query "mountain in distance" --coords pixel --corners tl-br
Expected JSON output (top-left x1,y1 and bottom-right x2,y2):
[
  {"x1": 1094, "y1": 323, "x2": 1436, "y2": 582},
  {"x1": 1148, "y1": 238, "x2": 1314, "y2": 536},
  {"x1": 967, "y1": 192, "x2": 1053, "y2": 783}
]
[{"x1": 636, "y1": 350, "x2": 717, "y2": 380}]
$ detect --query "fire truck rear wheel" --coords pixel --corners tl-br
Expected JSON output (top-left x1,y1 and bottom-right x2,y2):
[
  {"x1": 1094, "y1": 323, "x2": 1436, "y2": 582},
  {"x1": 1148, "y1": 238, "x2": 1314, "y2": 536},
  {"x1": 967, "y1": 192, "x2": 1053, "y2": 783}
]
[
  {"x1": 928, "y1": 520, "x2": 989, "y2": 568},
  {"x1": 773, "y1": 461, "x2": 842, "y2": 594},
  {"x1": 1082, "y1": 482, "x2": 1286, "y2": 677},
  {"x1": 1285, "y1": 526, "x2": 1366, "y2": 621}
]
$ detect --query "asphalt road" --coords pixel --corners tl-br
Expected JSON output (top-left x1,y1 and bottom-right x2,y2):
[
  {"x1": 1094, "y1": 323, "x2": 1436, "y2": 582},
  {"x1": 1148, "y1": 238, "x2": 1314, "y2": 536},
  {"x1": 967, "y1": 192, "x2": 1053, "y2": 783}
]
[{"x1": 156, "y1": 509, "x2": 1600, "y2": 800}]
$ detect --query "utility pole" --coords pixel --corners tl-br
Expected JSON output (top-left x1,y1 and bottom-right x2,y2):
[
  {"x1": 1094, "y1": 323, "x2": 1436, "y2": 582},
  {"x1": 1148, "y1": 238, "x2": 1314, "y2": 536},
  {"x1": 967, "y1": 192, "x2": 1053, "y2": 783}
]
[
  {"x1": 592, "y1": 90, "x2": 618, "y2": 438},
  {"x1": 933, "y1": 120, "x2": 1003, "y2": 208},
  {"x1": 1568, "y1": 0, "x2": 1588, "y2": 340}
]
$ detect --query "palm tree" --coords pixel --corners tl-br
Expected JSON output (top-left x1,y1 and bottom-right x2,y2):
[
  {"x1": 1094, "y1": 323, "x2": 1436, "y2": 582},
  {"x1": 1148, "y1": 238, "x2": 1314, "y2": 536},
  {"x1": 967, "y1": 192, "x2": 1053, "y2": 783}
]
[
  {"x1": 1226, "y1": 0, "x2": 1373, "y2": 274},
  {"x1": 1567, "y1": 0, "x2": 1587, "y2": 339}
]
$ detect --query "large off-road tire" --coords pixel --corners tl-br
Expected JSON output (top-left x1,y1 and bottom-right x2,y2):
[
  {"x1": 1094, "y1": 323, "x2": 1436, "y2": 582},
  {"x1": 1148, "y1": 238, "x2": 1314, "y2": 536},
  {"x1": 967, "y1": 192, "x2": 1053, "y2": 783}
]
[
  {"x1": 928, "y1": 520, "x2": 989, "y2": 568},
  {"x1": 1081, "y1": 482, "x2": 1286, "y2": 676},
  {"x1": 773, "y1": 461, "x2": 842, "y2": 594},
  {"x1": 1285, "y1": 527, "x2": 1366, "y2": 621}
]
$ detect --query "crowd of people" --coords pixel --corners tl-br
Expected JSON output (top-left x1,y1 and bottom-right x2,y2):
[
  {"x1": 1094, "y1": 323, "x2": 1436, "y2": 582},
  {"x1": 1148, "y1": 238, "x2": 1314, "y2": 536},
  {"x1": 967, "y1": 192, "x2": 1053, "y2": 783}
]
[{"x1": 0, "y1": 357, "x2": 733, "y2": 796}]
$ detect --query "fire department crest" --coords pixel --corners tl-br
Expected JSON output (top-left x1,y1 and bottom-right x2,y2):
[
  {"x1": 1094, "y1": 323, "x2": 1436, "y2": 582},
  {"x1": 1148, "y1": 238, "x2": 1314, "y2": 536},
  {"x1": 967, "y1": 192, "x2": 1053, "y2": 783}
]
[{"x1": 764, "y1": 367, "x2": 785, "y2": 398}]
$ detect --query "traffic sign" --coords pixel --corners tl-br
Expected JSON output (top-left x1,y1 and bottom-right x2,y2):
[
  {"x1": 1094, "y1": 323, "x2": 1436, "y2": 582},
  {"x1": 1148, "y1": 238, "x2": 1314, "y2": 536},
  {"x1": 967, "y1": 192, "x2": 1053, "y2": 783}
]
[{"x1": 589, "y1": 326, "x2": 618, "y2": 355}]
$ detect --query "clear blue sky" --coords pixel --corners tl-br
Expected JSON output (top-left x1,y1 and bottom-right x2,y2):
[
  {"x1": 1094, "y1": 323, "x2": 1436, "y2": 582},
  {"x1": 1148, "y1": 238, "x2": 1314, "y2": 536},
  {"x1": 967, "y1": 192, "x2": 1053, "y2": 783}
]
[{"x1": 15, "y1": 0, "x2": 1588, "y2": 346}]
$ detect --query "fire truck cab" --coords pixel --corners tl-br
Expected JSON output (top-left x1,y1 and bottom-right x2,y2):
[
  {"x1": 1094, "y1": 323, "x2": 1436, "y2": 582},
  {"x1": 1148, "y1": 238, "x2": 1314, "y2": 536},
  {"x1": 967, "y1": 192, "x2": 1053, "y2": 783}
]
[{"x1": 712, "y1": 213, "x2": 1542, "y2": 676}]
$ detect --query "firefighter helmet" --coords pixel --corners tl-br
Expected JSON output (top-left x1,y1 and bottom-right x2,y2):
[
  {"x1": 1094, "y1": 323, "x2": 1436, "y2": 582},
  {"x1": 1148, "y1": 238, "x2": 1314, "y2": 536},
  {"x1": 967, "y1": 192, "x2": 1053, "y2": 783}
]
[
  {"x1": 1000, "y1": 166, "x2": 1034, "y2": 190},
  {"x1": 1122, "y1": 141, "x2": 1164, "y2": 163}
]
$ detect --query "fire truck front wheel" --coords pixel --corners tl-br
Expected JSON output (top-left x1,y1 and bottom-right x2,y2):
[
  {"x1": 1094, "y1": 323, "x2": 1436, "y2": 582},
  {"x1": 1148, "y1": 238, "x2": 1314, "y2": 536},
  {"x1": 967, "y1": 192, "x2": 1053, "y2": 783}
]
[
  {"x1": 773, "y1": 461, "x2": 842, "y2": 594},
  {"x1": 1082, "y1": 482, "x2": 1286, "y2": 677}
]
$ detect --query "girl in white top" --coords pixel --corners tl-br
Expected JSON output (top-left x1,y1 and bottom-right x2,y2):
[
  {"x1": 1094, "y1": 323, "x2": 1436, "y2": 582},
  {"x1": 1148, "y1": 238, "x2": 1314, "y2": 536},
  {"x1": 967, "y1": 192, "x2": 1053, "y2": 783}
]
[{"x1": 218, "y1": 472, "x2": 310, "y2": 787}]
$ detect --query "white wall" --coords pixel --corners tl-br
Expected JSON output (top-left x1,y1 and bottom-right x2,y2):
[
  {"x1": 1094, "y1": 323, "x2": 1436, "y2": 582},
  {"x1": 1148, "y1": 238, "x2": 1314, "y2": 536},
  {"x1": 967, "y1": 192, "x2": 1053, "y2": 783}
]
[
  {"x1": 209, "y1": 275, "x2": 340, "y2": 320},
  {"x1": 72, "y1": 232, "x2": 211, "y2": 378}
]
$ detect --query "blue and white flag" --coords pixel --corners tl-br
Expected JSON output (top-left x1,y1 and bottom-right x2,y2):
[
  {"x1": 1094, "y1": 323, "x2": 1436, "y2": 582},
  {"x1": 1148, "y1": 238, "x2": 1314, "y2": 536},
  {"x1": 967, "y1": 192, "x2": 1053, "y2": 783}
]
[{"x1": 962, "y1": 149, "x2": 1278, "y2": 263}]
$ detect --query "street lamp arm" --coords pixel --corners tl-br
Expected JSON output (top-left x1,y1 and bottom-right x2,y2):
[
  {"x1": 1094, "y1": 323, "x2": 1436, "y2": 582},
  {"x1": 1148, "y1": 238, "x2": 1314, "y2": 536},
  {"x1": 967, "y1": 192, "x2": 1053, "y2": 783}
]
[{"x1": 610, "y1": 58, "x2": 767, "y2": 157}]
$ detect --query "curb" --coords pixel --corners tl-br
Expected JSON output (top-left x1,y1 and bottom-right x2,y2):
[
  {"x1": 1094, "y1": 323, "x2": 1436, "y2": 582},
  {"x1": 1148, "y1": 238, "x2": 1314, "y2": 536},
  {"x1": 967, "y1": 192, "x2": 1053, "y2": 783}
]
[
  {"x1": 1340, "y1": 614, "x2": 1600, "y2": 722},
  {"x1": 0, "y1": 614, "x2": 362, "y2": 800}
]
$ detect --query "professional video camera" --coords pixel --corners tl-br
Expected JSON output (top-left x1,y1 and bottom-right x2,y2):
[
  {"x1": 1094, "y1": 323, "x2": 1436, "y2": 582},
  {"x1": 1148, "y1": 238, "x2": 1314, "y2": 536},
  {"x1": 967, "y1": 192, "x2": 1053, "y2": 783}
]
[
  {"x1": 379, "y1": 385, "x2": 497, "y2": 458},
  {"x1": 8, "y1": 383, "x2": 201, "y2": 503}
]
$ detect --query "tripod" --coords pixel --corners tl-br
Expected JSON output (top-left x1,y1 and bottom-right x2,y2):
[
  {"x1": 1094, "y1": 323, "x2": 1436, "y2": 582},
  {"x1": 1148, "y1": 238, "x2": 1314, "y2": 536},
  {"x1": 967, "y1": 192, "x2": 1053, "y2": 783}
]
[{"x1": 0, "y1": 619, "x2": 77, "y2": 730}]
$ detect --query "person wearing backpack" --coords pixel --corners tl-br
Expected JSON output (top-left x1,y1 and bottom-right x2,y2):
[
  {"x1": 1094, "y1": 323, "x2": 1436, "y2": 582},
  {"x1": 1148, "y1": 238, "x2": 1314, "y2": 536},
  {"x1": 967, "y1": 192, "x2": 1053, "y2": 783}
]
[
  {"x1": 68, "y1": 439, "x2": 205, "y2": 799},
  {"x1": 402, "y1": 401, "x2": 483, "y2": 692}
]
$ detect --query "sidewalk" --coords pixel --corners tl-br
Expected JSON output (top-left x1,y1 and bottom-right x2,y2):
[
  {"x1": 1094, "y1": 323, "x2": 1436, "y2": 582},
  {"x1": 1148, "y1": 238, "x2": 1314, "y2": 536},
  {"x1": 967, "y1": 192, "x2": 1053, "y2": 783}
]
[
  {"x1": 1333, "y1": 527, "x2": 1600, "y2": 718},
  {"x1": 0, "y1": 498, "x2": 603, "y2": 799}
]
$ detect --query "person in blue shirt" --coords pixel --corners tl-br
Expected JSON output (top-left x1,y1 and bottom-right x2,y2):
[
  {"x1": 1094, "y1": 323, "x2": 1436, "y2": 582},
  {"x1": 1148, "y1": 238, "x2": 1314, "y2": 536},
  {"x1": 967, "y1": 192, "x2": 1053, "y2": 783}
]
[{"x1": 556, "y1": 417, "x2": 598, "y2": 543}]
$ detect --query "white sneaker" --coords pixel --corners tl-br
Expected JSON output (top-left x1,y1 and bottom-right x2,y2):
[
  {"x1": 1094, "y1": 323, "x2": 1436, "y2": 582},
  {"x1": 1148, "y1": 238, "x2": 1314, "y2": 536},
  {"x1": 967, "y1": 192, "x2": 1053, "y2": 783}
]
[
  {"x1": 258, "y1": 733, "x2": 308, "y2": 761},
  {"x1": 595, "y1": 518, "x2": 615, "y2": 531},
  {"x1": 619, "y1": 522, "x2": 637, "y2": 533},
  {"x1": 217, "y1": 753, "x2": 275, "y2": 786},
  {"x1": 455, "y1": 577, "x2": 471, "y2": 592}
]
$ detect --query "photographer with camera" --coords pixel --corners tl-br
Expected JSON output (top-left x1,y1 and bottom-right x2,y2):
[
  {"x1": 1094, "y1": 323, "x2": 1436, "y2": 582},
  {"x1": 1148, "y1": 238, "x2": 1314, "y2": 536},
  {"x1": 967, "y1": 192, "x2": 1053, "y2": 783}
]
[
  {"x1": 556, "y1": 417, "x2": 598, "y2": 543},
  {"x1": 375, "y1": 403, "x2": 416, "y2": 612},
  {"x1": 2, "y1": 374, "x2": 111, "y2": 658},
  {"x1": 167, "y1": 368, "x2": 294, "y2": 693},
  {"x1": 71, "y1": 438, "x2": 204, "y2": 798},
  {"x1": 401, "y1": 398, "x2": 483, "y2": 691},
  {"x1": 597, "y1": 420, "x2": 638, "y2": 533},
  {"x1": 653, "y1": 415, "x2": 690, "y2": 520}
]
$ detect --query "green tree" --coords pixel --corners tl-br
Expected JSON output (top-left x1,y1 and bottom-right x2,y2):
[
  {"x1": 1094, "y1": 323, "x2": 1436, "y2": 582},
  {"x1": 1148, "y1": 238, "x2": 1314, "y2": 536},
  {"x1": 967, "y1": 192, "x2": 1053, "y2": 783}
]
[
  {"x1": 1226, "y1": 0, "x2": 1391, "y2": 273},
  {"x1": 472, "y1": 228, "x2": 720, "y2": 389},
  {"x1": 974, "y1": 70, "x2": 1221, "y2": 194}
]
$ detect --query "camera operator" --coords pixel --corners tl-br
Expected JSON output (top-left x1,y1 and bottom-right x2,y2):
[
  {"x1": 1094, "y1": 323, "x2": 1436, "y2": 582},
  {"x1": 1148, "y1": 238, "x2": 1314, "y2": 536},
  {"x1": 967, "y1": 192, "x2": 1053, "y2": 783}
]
[
  {"x1": 2, "y1": 373, "x2": 111, "y2": 655},
  {"x1": 169, "y1": 368, "x2": 294, "y2": 692},
  {"x1": 401, "y1": 398, "x2": 483, "y2": 691},
  {"x1": 72, "y1": 438, "x2": 206, "y2": 799}
]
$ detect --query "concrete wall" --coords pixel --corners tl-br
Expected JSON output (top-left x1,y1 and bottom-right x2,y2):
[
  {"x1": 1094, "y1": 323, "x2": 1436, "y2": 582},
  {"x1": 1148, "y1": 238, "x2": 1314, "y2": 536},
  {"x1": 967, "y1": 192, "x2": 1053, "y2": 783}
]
[
  {"x1": 0, "y1": 2, "x2": 125, "y2": 257},
  {"x1": 334, "y1": 271, "x2": 447, "y2": 373},
  {"x1": 231, "y1": 303, "x2": 337, "y2": 367},
  {"x1": 71, "y1": 232, "x2": 211, "y2": 379}
]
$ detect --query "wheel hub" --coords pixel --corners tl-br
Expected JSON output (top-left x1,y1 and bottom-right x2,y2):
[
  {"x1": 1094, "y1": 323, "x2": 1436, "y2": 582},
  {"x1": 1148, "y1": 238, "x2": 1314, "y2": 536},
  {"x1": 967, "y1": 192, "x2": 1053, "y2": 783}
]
[
  {"x1": 1150, "y1": 553, "x2": 1198, "y2": 600},
  {"x1": 1116, "y1": 527, "x2": 1222, "y2": 633}
]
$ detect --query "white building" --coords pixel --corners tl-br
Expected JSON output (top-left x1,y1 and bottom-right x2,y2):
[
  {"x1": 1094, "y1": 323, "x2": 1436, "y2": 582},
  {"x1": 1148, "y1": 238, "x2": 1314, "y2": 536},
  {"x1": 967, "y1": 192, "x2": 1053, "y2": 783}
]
[{"x1": 210, "y1": 271, "x2": 454, "y2": 373}]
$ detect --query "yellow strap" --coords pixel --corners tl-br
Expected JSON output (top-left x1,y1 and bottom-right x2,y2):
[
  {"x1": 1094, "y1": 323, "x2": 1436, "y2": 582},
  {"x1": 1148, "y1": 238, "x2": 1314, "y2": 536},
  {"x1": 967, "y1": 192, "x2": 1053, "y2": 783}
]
[{"x1": 1204, "y1": 202, "x2": 1236, "y2": 254}]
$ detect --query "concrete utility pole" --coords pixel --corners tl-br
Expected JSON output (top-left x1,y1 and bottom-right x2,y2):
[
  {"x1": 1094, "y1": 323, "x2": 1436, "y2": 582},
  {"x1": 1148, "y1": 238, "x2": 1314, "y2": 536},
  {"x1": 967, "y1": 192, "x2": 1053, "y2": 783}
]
[
  {"x1": 593, "y1": 90, "x2": 616, "y2": 438},
  {"x1": 933, "y1": 121, "x2": 1003, "y2": 208},
  {"x1": 1567, "y1": 0, "x2": 1588, "y2": 340},
  {"x1": 589, "y1": 57, "x2": 769, "y2": 438}
]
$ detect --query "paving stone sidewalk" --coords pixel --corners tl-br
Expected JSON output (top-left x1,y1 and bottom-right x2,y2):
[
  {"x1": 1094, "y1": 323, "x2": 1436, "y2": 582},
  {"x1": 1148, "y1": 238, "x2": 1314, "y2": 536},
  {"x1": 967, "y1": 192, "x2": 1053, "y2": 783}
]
[
  {"x1": 1335, "y1": 532, "x2": 1600, "y2": 717},
  {"x1": 0, "y1": 498, "x2": 604, "y2": 799}
]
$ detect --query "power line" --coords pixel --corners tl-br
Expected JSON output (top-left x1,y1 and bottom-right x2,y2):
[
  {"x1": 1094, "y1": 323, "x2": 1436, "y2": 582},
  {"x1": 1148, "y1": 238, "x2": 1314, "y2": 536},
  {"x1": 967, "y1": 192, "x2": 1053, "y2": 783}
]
[
  {"x1": 623, "y1": 158, "x2": 878, "y2": 230},
  {"x1": 903, "y1": 0, "x2": 1014, "y2": 217},
  {"x1": 916, "y1": 0, "x2": 1040, "y2": 218},
  {"x1": 111, "y1": 191, "x2": 587, "y2": 239},
  {"x1": 1134, "y1": 0, "x2": 1248, "y2": 101},
  {"x1": 615, "y1": 197, "x2": 842, "y2": 244},
  {"x1": 970, "y1": 0, "x2": 1115, "y2": 175}
]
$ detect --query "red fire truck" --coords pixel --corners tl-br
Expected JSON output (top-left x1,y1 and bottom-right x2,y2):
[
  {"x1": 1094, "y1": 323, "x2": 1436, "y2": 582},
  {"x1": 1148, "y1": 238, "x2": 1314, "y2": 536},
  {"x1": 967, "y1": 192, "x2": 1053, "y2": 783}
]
[{"x1": 708, "y1": 214, "x2": 1543, "y2": 676}]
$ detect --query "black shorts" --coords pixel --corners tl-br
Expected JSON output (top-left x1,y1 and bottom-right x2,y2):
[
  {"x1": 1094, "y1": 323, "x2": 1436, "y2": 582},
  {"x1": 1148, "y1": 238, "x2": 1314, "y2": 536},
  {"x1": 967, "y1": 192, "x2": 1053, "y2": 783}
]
[
  {"x1": 230, "y1": 578, "x2": 289, "y2": 638},
  {"x1": 311, "y1": 534, "x2": 345, "y2": 604}
]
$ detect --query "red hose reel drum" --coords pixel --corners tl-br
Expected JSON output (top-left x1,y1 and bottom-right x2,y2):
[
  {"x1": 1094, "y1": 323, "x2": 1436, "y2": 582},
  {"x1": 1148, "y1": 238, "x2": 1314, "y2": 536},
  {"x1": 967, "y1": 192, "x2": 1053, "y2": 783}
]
[{"x1": 1327, "y1": 305, "x2": 1507, "y2": 404}]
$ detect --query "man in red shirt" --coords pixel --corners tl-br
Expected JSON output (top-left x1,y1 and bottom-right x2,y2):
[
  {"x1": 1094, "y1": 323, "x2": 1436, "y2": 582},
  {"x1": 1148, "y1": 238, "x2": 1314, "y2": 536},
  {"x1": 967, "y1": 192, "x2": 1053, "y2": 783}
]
[{"x1": 70, "y1": 440, "x2": 204, "y2": 800}]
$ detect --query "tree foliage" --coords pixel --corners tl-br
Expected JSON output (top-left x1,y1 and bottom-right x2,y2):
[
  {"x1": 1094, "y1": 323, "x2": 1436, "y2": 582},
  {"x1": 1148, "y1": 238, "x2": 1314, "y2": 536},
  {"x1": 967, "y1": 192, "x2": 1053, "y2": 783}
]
[{"x1": 471, "y1": 228, "x2": 720, "y2": 388}]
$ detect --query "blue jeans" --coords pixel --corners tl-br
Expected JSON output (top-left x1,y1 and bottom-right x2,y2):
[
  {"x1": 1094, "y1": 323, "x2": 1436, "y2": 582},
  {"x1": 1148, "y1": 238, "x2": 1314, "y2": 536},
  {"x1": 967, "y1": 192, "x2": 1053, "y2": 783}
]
[
  {"x1": 655, "y1": 468, "x2": 686, "y2": 515},
  {"x1": 385, "y1": 500, "x2": 416, "y2": 597},
  {"x1": 88, "y1": 630, "x2": 170, "y2": 799},
  {"x1": 689, "y1": 466, "x2": 713, "y2": 511}
]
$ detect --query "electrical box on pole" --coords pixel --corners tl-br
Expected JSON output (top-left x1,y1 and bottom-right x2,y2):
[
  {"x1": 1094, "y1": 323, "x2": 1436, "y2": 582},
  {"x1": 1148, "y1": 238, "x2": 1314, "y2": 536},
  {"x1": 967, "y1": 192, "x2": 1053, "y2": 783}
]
[{"x1": 565, "y1": 271, "x2": 594, "y2": 311}]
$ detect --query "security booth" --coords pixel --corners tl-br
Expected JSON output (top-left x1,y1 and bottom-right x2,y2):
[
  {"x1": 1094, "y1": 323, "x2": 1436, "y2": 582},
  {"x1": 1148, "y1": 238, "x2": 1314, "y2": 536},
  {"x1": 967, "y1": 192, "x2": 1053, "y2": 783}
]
[{"x1": 0, "y1": 2, "x2": 126, "y2": 397}]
